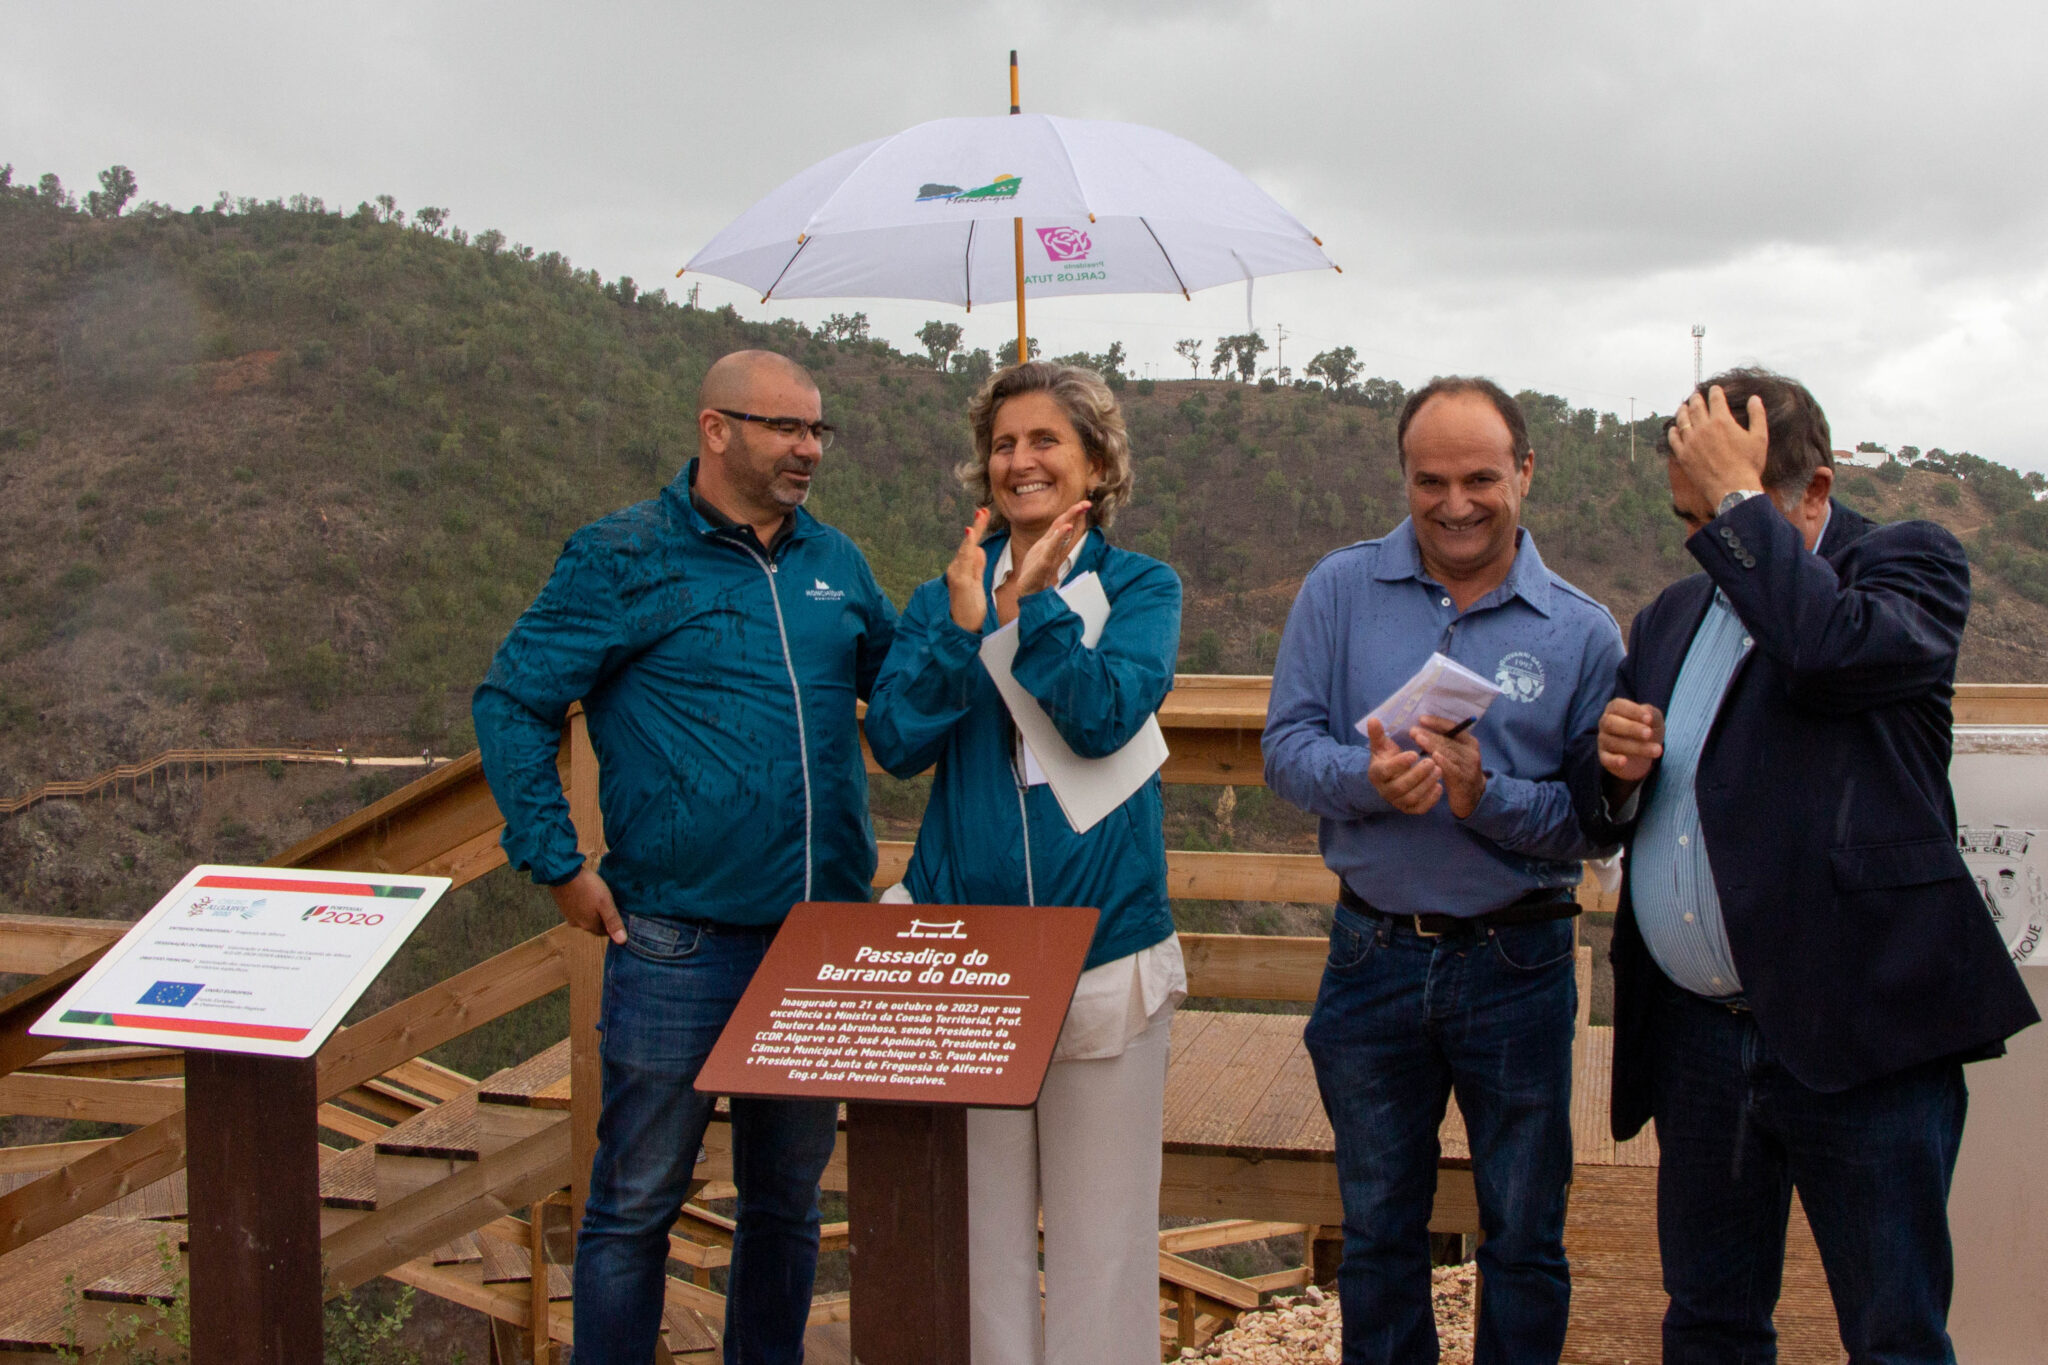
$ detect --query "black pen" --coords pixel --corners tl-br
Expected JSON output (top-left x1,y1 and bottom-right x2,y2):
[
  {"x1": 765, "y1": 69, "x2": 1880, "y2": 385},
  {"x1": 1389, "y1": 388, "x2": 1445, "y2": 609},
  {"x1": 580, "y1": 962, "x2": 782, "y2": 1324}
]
[{"x1": 1443, "y1": 716, "x2": 1477, "y2": 739}]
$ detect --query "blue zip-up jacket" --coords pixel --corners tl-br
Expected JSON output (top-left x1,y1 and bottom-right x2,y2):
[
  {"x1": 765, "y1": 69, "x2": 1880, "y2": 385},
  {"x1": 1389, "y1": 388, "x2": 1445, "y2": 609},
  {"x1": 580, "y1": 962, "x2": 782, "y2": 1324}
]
[
  {"x1": 864, "y1": 529, "x2": 1180, "y2": 970},
  {"x1": 473, "y1": 460, "x2": 898, "y2": 925}
]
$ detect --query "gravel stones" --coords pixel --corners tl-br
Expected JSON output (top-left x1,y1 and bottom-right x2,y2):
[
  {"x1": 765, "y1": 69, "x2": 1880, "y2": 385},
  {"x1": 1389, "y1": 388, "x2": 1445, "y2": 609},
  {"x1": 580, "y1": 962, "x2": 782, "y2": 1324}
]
[{"x1": 1180, "y1": 1264, "x2": 1477, "y2": 1365}]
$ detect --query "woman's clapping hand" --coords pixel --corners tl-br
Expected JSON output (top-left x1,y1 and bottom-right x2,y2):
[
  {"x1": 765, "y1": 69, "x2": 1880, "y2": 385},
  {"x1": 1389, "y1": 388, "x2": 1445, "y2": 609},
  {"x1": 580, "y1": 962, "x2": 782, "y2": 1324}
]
[
  {"x1": 1012, "y1": 499, "x2": 1092, "y2": 598},
  {"x1": 947, "y1": 507, "x2": 991, "y2": 632}
]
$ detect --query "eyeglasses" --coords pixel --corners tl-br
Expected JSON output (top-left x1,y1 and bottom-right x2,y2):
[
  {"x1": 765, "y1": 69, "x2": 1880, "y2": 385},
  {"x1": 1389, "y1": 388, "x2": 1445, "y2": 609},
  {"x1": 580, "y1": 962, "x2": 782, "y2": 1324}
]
[{"x1": 714, "y1": 409, "x2": 836, "y2": 451}]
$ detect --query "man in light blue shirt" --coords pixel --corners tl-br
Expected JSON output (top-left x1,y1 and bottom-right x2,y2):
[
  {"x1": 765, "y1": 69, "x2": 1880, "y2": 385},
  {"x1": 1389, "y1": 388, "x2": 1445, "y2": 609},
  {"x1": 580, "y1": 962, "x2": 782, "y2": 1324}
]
[{"x1": 1266, "y1": 377, "x2": 1622, "y2": 1365}]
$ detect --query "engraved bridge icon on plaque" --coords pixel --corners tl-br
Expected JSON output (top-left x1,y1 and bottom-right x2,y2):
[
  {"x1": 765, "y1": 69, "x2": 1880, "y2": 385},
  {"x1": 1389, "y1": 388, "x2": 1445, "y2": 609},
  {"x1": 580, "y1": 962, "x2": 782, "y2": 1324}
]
[{"x1": 897, "y1": 918, "x2": 969, "y2": 940}]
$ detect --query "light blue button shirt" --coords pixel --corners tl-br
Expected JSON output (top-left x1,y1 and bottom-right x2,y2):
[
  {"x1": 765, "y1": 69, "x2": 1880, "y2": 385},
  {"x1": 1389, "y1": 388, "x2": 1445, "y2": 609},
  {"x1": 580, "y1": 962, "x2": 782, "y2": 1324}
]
[
  {"x1": 1631, "y1": 590, "x2": 1751, "y2": 997},
  {"x1": 1633, "y1": 501, "x2": 1829, "y2": 998},
  {"x1": 1264, "y1": 520, "x2": 1624, "y2": 918}
]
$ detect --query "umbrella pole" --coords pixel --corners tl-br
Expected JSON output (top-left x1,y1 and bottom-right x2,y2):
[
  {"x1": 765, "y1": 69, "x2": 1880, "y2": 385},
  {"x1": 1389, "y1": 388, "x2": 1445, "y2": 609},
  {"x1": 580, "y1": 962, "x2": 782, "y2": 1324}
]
[
  {"x1": 1011, "y1": 49, "x2": 1028, "y2": 364},
  {"x1": 1014, "y1": 220, "x2": 1027, "y2": 364}
]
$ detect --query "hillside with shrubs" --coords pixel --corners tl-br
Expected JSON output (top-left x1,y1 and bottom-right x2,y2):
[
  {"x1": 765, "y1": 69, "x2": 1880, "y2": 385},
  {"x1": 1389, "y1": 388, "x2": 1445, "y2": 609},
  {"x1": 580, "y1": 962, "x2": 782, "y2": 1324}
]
[{"x1": 4, "y1": 165, "x2": 2047, "y2": 799}]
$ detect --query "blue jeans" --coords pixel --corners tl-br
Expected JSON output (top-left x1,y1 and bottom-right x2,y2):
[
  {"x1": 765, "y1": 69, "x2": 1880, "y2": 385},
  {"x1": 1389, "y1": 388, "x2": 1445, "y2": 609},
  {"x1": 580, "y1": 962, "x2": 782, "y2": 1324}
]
[
  {"x1": 1304, "y1": 904, "x2": 1577, "y2": 1365},
  {"x1": 1649, "y1": 977, "x2": 1967, "y2": 1365},
  {"x1": 572, "y1": 913, "x2": 838, "y2": 1365}
]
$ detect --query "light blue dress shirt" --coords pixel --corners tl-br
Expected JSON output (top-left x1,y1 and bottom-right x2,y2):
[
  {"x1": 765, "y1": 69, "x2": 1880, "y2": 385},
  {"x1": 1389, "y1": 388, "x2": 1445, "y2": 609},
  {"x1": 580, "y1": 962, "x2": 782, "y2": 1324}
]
[
  {"x1": 1264, "y1": 520, "x2": 1624, "y2": 918},
  {"x1": 1632, "y1": 502, "x2": 1830, "y2": 998},
  {"x1": 1631, "y1": 591, "x2": 1752, "y2": 997}
]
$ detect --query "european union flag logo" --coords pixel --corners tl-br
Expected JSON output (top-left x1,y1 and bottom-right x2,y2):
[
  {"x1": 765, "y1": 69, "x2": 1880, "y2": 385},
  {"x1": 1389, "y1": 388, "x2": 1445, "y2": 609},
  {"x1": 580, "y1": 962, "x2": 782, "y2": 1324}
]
[{"x1": 140, "y1": 981, "x2": 204, "y2": 1008}]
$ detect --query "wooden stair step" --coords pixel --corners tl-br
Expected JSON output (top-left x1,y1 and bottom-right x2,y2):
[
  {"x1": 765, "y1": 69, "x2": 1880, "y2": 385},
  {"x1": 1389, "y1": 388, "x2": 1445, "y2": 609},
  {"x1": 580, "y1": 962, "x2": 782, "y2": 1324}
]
[
  {"x1": 476, "y1": 1231, "x2": 572, "y2": 1298},
  {"x1": 476, "y1": 1038, "x2": 572, "y2": 1109},
  {"x1": 0, "y1": 1215, "x2": 175, "y2": 1349}
]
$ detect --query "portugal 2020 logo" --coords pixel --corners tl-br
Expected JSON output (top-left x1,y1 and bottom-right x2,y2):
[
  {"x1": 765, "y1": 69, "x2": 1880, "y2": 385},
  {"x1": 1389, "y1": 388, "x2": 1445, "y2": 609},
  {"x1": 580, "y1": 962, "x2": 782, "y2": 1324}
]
[{"x1": 1495, "y1": 651, "x2": 1546, "y2": 703}]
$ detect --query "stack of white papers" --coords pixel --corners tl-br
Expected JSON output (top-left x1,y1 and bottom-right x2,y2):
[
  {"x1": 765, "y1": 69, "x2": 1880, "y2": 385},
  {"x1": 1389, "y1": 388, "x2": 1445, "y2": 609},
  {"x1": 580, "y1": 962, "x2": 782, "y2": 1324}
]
[
  {"x1": 1357, "y1": 652, "x2": 1501, "y2": 750},
  {"x1": 978, "y1": 571, "x2": 1171, "y2": 834}
]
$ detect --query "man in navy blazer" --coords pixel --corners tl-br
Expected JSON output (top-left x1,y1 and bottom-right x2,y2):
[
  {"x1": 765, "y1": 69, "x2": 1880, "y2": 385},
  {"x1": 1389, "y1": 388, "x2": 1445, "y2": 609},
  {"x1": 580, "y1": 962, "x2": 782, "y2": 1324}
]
[{"x1": 1575, "y1": 369, "x2": 2036, "y2": 1364}]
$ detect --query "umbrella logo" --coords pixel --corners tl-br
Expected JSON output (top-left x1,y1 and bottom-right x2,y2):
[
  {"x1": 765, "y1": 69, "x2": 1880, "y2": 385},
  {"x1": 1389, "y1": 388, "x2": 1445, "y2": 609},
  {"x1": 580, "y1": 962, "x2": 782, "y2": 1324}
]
[
  {"x1": 915, "y1": 174, "x2": 1022, "y2": 204},
  {"x1": 1036, "y1": 227, "x2": 1093, "y2": 262}
]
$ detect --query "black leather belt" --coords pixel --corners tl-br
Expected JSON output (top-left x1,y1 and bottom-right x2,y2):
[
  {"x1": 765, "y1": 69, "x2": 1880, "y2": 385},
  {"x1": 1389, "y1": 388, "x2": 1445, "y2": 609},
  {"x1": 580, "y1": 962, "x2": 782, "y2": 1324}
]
[{"x1": 1338, "y1": 881, "x2": 1579, "y2": 937}]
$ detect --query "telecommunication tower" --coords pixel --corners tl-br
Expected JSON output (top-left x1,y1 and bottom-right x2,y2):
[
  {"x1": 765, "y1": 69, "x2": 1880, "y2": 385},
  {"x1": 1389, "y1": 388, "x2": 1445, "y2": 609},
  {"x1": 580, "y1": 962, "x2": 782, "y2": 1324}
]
[{"x1": 1691, "y1": 324, "x2": 1706, "y2": 388}]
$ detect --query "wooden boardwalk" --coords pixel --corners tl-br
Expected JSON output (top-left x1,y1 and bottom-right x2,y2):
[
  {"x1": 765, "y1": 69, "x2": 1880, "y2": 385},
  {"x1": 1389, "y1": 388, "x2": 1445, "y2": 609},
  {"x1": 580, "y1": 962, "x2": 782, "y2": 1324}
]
[{"x1": 1162, "y1": 1008, "x2": 1846, "y2": 1365}]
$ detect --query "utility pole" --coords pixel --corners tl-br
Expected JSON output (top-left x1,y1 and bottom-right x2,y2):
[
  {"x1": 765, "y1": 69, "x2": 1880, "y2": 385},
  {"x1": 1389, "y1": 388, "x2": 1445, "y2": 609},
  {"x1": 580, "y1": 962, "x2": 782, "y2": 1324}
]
[
  {"x1": 1628, "y1": 397, "x2": 1636, "y2": 464},
  {"x1": 1274, "y1": 322, "x2": 1288, "y2": 382},
  {"x1": 1691, "y1": 324, "x2": 1706, "y2": 388}
]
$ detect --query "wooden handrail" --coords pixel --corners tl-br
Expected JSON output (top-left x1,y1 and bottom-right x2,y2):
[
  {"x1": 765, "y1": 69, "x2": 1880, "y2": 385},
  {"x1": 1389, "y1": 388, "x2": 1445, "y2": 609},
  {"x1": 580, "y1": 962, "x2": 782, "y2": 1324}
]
[{"x1": 1, "y1": 748, "x2": 448, "y2": 816}]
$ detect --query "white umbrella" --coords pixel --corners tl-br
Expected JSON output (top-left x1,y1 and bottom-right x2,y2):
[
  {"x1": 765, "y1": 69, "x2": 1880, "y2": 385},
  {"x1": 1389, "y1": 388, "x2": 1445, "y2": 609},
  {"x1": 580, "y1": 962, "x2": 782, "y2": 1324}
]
[{"x1": 681, "y1": 106, "x2": 1338, "y2": 356}]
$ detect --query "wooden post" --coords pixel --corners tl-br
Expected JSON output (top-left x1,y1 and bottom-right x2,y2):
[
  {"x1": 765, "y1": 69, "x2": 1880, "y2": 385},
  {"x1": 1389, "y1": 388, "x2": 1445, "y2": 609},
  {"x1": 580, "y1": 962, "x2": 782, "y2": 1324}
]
[
  {"x1": 847, "y1": 1103, "x2": 971, "y2": 1365},
  {"x1": 1310, "y1": 1224, "x2": 1343, "y2": 1287},
  {"x1": 527, "y1": 1197, "x2": 553, "y2": 1365},
  {"x1": 185, "y1": 1050, "x2": 322, "y2": 1362}
]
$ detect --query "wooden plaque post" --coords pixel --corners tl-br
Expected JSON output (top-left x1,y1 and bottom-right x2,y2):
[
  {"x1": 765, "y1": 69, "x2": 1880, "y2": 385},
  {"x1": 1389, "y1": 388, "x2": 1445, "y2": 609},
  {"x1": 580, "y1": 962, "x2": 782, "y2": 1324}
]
[
  {"x1": 185, "y1": 1050, "x2": 324, "y2": 1362},
  {"x1": 696, "y1": 902, "x2": 1097, "y2": 1365},
  {"x1": 846, "y1": 1104, "x2": 972, "y2": 1365}
]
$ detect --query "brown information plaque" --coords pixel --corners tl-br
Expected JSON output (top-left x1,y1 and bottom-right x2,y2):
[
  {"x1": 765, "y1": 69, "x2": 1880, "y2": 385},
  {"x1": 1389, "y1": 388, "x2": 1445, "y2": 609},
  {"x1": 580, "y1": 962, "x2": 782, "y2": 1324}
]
[{"x1": 695, "y1": 901, "x2": 1098, "y2": 1108}]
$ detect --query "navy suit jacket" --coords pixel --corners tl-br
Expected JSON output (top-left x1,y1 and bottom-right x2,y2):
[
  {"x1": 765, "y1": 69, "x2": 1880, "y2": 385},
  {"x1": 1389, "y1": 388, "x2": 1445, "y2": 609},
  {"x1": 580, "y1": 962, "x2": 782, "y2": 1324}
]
[{"x1": 1576, "y1": 495, "x2": 2037, "y2": 1141}]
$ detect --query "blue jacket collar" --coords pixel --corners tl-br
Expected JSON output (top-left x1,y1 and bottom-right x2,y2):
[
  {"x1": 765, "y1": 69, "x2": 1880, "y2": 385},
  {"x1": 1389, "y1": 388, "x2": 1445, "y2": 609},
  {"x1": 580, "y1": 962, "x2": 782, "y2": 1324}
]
[
  {"x1": 1373, "y1": 517, "x2": 1554, "y2": 617},
  {"x1": 666, "y1": 458, "x2": 824, "y2": 546}
]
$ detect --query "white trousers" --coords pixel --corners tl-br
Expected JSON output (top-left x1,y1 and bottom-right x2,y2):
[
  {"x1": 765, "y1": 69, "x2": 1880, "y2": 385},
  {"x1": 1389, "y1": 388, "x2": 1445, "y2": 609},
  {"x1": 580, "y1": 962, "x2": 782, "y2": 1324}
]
[{"x1": 966, "y1": 1012, "x2": 1172, "y2": 1365}]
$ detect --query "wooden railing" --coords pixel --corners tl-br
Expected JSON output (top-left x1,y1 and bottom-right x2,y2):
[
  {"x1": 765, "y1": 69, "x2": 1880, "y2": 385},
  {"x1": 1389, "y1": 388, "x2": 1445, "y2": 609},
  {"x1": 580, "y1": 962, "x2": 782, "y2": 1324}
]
[{"x1": 0, "y1": 747, "x2": 447, "y2": 816}]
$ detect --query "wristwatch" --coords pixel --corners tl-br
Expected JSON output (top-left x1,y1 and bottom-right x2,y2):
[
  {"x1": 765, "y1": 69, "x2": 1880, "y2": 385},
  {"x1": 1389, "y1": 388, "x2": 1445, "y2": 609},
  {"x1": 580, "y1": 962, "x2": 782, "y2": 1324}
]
[{"x1": 1717, "y1": 489, "x2": 1765, "y2": 517}]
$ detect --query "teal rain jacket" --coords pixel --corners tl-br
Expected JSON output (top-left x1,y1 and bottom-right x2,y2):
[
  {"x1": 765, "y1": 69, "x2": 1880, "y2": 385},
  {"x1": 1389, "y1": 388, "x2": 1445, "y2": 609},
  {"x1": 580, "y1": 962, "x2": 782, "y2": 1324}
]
[
  {"x1": 864, "y1": 529, "x2": 1181, "y2": 970},
  {"x1": 473, "y1": 461, "x2": 898, "y2": 925}
]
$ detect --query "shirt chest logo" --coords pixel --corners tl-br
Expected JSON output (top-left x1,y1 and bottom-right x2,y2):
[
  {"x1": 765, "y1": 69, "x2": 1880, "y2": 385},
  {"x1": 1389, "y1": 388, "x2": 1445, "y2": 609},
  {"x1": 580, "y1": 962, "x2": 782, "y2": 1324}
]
[
  {"x1": 1495, "y1": 651, "x2": 1546, "y2": 703},
  {"x1": 806, "y1": 578, "x2": 846, "y2": 603}
]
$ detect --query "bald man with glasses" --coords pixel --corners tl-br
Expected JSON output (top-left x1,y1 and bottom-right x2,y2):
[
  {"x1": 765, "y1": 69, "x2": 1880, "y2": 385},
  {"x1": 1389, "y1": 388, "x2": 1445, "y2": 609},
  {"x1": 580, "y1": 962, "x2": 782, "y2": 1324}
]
[{"x1": 475, "y1": 350, "x2": 897, "y2": 1363}]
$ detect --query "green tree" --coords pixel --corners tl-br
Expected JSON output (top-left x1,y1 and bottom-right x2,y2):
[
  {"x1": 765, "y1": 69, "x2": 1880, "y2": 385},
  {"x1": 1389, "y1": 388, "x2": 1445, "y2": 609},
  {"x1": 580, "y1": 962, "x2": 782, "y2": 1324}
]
[
  {"x1": 1306, "y1": 346, "x2": 1360, "y2": 398},
  {"x1": 1174, "y1": 338, "x2": 1203, "y2": 378},
  {"x1": 1211, "y1": 333, "x2": 1266, "y2": 382},
  {"x1": 917, "y1": 320, "x2": 964, "y2": 372},
  {"x1": 37, "y1": 172, "x2": 76, "y2": 210},
  {"x1": 1359, "y1": 377, "x2": 1407, "y2": 413},
  {"x1": 85, "y1": 165, "x2": 137, "y2": 219},
  {"x1": 821, "y1": 312, "x2": 871, "y2": 343},
  {"x1": 951, "y1": 347, "x2": 995, "y2": 384},
  {"x1": 996, "y1": 336, "x2": 1040, "y2": 365}
]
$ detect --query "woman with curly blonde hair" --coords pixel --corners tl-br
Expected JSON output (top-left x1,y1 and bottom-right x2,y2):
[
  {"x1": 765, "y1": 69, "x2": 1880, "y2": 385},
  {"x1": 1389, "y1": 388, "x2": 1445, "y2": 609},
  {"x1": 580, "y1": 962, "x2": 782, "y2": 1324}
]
[{"x1": 866, "y1": 361, "x2": 1185, "y2": 1365}]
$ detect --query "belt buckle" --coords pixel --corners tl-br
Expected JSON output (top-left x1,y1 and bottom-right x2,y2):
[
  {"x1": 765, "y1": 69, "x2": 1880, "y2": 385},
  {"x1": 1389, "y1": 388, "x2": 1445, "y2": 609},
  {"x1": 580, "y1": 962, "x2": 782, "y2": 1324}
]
[{"x1": 1409, "y1": 914, "x2": 1443, "y2": 939}]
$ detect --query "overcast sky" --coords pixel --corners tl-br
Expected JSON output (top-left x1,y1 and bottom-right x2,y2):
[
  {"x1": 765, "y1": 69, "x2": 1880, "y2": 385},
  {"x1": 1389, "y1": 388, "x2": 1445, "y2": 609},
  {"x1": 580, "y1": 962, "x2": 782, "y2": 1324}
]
[{"x1": 6, "y1": 2, "x2": 2045, "y2": 471}]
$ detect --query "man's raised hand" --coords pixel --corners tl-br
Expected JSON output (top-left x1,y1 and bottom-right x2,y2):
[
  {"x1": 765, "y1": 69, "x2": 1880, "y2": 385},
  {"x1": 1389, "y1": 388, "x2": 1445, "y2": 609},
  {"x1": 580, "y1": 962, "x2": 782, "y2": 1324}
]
[
  {"x1": 947, "y1": 507, "x2": 991, "y2": 632},
  {"x1": 550, "y1": 867, "x2": 626, "y2": 945},
  {"x1": 1598, "y1": 698, "x2": 1665, "y2": 791},
  {"x1": 1668, "y1": 385, "x2": 1769, "y2": 511},
  {"x1": 1366, "y1": 716, "x2": 1443, "y2": 815}
]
